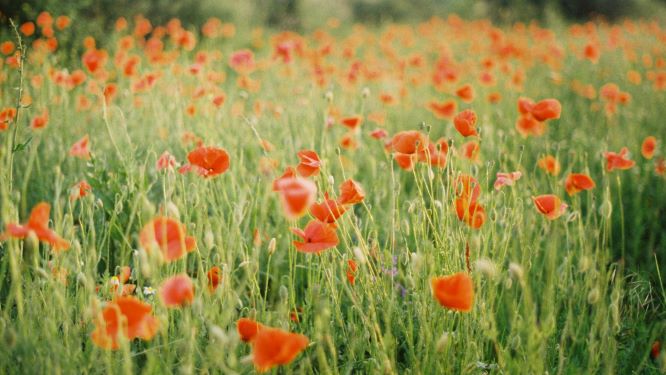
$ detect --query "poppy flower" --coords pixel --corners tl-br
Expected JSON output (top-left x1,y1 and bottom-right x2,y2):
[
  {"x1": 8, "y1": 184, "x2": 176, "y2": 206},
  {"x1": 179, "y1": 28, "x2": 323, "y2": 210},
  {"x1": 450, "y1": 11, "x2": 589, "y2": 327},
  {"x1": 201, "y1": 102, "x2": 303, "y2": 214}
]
[
  {"x1": 1, "y1": 202, "x2": 69, "y2": 251},
  {"x1": 1, "y1": 41, "x2": 15, "y2": 55},
  {"x1": 310, "y1": 194, "x2": 347, "y2": 223},
  {"x1": 431, "y1": 272, "x2": 474, "y2": 312},
  {"x1": 391, "y1": 130, "x2": 427, "y2": 155},
  {"x1": 564, "y1": 173, "x2": 595, "y2": 196},
  {"x1": 291, "y1": 220, "x2": 339, "y2": 254},
  {"x1": 237, "y1": 318, "x2": 264, "y2": 342},
  {"x1": 186, "y1": 146, "x2": 230, "y2": 177},
  {"x1": 454, "y1": 174, "x2": 481, "y2": 202},
  {"x1": 455, "y1": 84, "x2": 474, "y2": 103},
  {"x1": 537, "y1": 155, "x2": 561, "y2": 176},
  {"x1": 156, "y1": 151, "x2": 178, "y2": 171},
  {"x1": 460, "y1": 140, "x2": 480, "y2": 162},
  {"x1": 69, "y1": 135, "x2": 91, "y2": 159},
  {"x1": 517, "y1": 97, "x2": 535, "y2": 114},
  {"x1": 515, "y1": 113, "x2": 546, "y2": 138},
  {"x1": 340, "y1": 115, "x2": 363, "y2": 130},
  {"x1": 532, "y1": 194, "x2": 568, "y2": 220},
  {"x1": 418, "y1": 139, "x2": 449, "y2": 168},
  {"x1": 655, "y1": 158, "x2": 666, "y2": 176},
  {"x1": 494, "y1": 171, "x2": 522, "y2": 191},
  {"x1": 20, "y1": 22, "x2": 35, "y2": 36},
  {"x1": 0, "y1": 107, "x2": 17, "y2": 130},
  {"x1": 453, "y1": 109, "x2": 478, "y2": 137},
  {"x1": 454, "y1": 198, "x2": 486, "y2": 229},
  {"x1": 139, "y1": 216, "x2": 196, "y2": 262},
  {"x1": 251, "y1": 326, "x2": 309, "y2": 372},
  {"x1": 338, "y1": 179, "x2": 365, "y2": 205},
  {"x1": 531, "y1": 99, "x2": 561, "y2": 121},
  {"x1": 641, "y1": 136, "x2": 657, "y2": 159},
  {"x1": 160, "y1": 274, "x2": 194, "y2": 308},
  {"x1": 428, "y1": 100, "x2": 457, "y2": 119},
  {"x1": 70, "y1": 180, "x2": 92, "y2": 201},
  {"x1": 274, "y1": 177, "x2": 317, "y2": 220},
  {"x1": 652, "y1": 341, "x2": 661, "y2": 360},
  {"x1": 229, "y1": 49, "x2": 255, "y2": 73},
  {"x1": 369, "y1": 128, "x2": 388, "y2": 140},
  {"x1": 91, "y1": 296, "x2": 159, "y2": 350},
  {"x1": 30, "y1": 109, "x2": 49, "y2": 129},
  {"x1": 207, "y1": 266, "x2": 222, "y2": 292},
  {"x1": 346, "y1": 259, "x2": 358, "y2": 285},
  {"x1": 296, "y1": 150, "x2": 321, "y2": 177},
  {"x1": 604, "y1": 147, "x2": 635, "y2": 171},
  {"x1": 272, "y1": 167, "x2": 297, "y2": 191}
]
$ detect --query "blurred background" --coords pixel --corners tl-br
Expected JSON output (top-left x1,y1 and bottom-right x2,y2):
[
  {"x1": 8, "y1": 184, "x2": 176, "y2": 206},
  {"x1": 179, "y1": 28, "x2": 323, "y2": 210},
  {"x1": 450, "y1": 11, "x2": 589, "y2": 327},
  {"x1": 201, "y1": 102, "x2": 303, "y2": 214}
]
[{"x1": 1, "y1": 0, "x2": 666, "y2": 32}]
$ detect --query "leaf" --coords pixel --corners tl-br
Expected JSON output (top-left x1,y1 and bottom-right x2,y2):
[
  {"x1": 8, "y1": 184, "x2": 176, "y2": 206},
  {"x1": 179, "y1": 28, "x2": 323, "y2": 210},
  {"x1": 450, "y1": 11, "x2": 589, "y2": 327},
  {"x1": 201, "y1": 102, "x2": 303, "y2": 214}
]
[{"x1": 12, "y1": 136, "x2": 32, "y2": 153}]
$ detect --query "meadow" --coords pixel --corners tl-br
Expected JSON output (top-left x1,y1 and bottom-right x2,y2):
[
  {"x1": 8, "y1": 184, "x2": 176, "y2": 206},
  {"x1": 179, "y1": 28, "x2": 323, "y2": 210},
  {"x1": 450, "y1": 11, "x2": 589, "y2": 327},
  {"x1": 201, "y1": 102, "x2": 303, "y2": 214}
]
[{"x1": 0, "y1": 10, "x2": 665, "y2": 374}]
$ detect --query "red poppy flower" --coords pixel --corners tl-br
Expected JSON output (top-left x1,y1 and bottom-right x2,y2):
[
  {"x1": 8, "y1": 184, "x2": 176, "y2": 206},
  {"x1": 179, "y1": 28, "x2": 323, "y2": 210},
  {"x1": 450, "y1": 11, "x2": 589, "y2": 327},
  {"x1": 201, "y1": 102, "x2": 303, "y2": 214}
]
[
  {"x1": 274, "y1": 177, "x2": 317, "y2": 220},
  {"x1": 310, "y1": 194, "x2": 347, "y2": 223},
  {"x1": 346, "y1": 259, "x2": 358, "y2": 285},
  {"x1": 604, "y1": 147, "x2": 635, "y2": 171},
  {"x1": 139, "y1": 216, "x2": 196, "y2": 262},
  {"x1": 454, "y1": 198, "x2": 486, "y2": 229},
  {"x1": 494, "y1": 171, "x2": 522, "y2": 191},
  {"x1": 531, "y1": 99, "x2": 561, "y2": 121},
  {"x1": 237, "y1": 318, "x2": 264, "y2": 342},
  {"x1": 390, "y1": 130, "x2": 427, "y2": 155},
  {"x1": 428, "y1": 100, "x2": 457, "y2": 119},
  {"x1": 251, "y1": 327, "x2": 309, "y2": 372},
  {"x1": 186, "y1": 146, "x2": 230, "y2": 177},
  {"x1": 537, "y1": 155, "x2": 561, "y2": 176},
  {"x1": 69, "y1": 135, "x2": 91, "y2": 159},
  {"x1": 291, "y1": 220, "x2": 339, "y2": 254},
  {"x1": 564, "y1": 173, "x2": 595, "y2": 196},
  {"x1": 455, "y1": 84, "x2": 474, "y2": 103},
  {"x1": 1, "y1": 202, "x2": 69, "y2": 251},
  {"x1": 91, "y1": 296, "x2": 159, "y2": 350},
  {"x1": 338, "y1": 179, "x2": 365, "y2": 206},
  {"x1": 340, "y1": 115, "x2": 363, "y2": 130},
  {"x1": 532, "y1": 194, "x2": 568, "y2": 220},
  {"x1": 160, "y1": 274, "x2": 194, "y2": 308},
  {"x1": 296, "y1": 150, "x2": 321, "y2": 177},
  {"x1": 431, "y1": 272, "x2": 474, "y2": 312},
  {"x1": 207, "y1": 266, "x2": 222, "y2": 292},
  {"x1": 453, "y1": 109, "x2": 478, "y2": 137},
  {"x1": 641, "y1": 136, "x2": 657, "y2": 159}
]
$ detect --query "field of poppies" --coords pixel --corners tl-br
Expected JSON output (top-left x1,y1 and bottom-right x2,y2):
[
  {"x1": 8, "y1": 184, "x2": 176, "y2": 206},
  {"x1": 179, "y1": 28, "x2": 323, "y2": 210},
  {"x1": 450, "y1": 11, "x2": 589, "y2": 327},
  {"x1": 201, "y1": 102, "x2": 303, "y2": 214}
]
[{"x1": 0, "y1": 10, "x2": 665, "y2": 374}]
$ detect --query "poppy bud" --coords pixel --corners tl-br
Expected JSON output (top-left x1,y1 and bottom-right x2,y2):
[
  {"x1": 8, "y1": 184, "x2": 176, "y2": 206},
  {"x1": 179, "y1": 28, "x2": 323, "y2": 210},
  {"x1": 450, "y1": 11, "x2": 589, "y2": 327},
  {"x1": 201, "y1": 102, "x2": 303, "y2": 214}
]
[
  {"x1": 362, "y1": 87, "x2": 370, "y2": 98},
  {"x1": 353, "y1": 246, "x2": 366, "y2": 264},
  {"x1": 268, "y1": 238, "x2": 277, "y2": 255},
  {"x1": 165, "y1": 201, "x2": 180, "y2": 219},
  {"x1": 324, "y1": 91, "x2": 333, "y2": 102},
  {"x1": 204, "y1": 230, "x2": 215, "y2": 249},
  {"x1": 208, "y1": 324, "x2": 228, "y2": 345},
  {"x1": 475, "y1": 258, "x2": 497, "y2": 278}
]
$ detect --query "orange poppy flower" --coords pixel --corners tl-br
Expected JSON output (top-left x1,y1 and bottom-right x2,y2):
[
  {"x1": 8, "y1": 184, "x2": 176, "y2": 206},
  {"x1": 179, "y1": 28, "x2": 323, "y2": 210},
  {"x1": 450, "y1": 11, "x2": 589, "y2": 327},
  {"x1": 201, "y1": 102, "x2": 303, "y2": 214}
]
[
  {"x1": 1, "y1": 202, "x2": 69, "y2": 251},
  {"x1": 237, "y1": 318, "x2": 264, "y2": 342},
  {"x1": 70, "y1": 180, "x2": 92, "y2": 201},
  {"x1": 393, "y1": 152, "x2": 417, "y2": 171},
  {"x1": 641, "y1": 136, "x2": 657, "y2": 159},
  {"x1": 515, "y1": 113, "x2": 546, "y2": 138},
  {"x1": 455, "y1": 84, "x2": 474, "y2": 103},
  {"x1": 564, "y1": 173, "x2": 596, "y2": 196},
  {"x1": 431, "y1": 272, "x2": 474, "y2": 312},
  {"x1": 296, "y1": 150, "x2": 321, "y2": 177},
  {"x1": 531, "y1": 99, "x2": 561, "y2": 122},
  {"x1": 418, "y1": 139, "x2": 449, "y2": 168},
  {"x1": 346, "y1": 259, "x2": 358, "y2": 285},
  {"x1": 340, "y1": 115, "x2": 363, "y2": 130},
  {"x1": 274, "y1": 177, "x2": 317, "y2": 220},
  {"x1": 391, "y1": 130, "x2": 426, "y2": 155},
  {"x1": 517, "y1": 97, "x2": 535, "y2": 114},
  {"x1": 272, "y1": 167, "x2": 297, "y2": 191},
  {"x1": 91, "y1": 296, "x2": 159, "y2": 350},
  {"x1": 655, "y1": 158, "x2": 666, "y2": 176},
  {"x1": 30, "y1": 109, "x2": 49, "y2": 129},
  {"x1": 251, "y1": 327, "x2": 309, "y2": 372},
  {"x1": 186, "y1": 146, "x2": 230, "y2": 177},
  {"x1": 338, "y1": 179, "x2": 365, "y2": 205},
  {"x1": 455, "y1": 174, "x2": 481, "y2": 202},
  {"x1": 532, "y1": 194, "x2": 568, "y2": 220},
  {"x1": 291, "y1": 220, "x2": 339, "y2": 254},
  {"x1": 428, "y1": 100, "x2": 457, "y2": 119},
  {"x1": 207, "y1": 266, "x2": 222, "y2": 292},
  {"x1": 460, "y1": 140, "x2": 480, "y2": 162},
  {"x1": 0, "y1": 41, "x2": 14, "y2": 55},
  {"x1": 369, "y1": 128, "x2": 388, "y2": 139},
  {"x1": 20, "y1": 22, "x2": 35, "y2": 36},
  {"x1": 537, "y1": 155, "x2": 561, "y2": 176},
  {"x1": 160, "y1": 274, "x2": 194, "y2": 308},
  {"x1": 139, "y1": 216, "x2": 196, "y2": 262},
  {"x1": 652, "y1": 341, "x2": 662, "y2": 360},
  {"x1": 69, "y1": 135, "x2": 91, "y2": 159},
  {"x1": 454, "y1": 198, "x2": 486, "y2": 229},
  {"x1": 0, "y1": 107, "x2": 17, "y2": 130},
  {"x1": 604, "y1": 147, "x2": 635, "y2": 171},
  {"x1": 229, "y1": 49, "x2": 255, "y2": 73},
  {"x1": 310, "y1": 194, "x2": 347, "y2": 223},
  {"x1": 453, "y1": 109, "x2": 478, "y2": 137}
]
